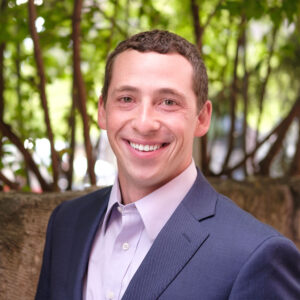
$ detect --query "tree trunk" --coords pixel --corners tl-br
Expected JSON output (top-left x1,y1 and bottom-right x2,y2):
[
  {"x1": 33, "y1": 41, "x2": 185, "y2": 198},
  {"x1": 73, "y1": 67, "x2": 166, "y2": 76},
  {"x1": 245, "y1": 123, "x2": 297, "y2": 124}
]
[
  {"x1": 15, "y1": 43, "x2": 31, "y2": 188},
  {"x1": 190, "y1": 0, "x2": 203, "y2": 52},
  {"x1": 190, "y1": 0, "x2": 224, "y2": 53},
  {"x1": 221, "y1": 17, "x2": 245, "y2": 173},
  {"x1": 208, "y1": 37, "x2": 230, "y2": 173},
  {"x1": 241, "y1": 18, "x2": 249, "y2": 176},
  {"x1": 72, "y1": 0, "x2": 96, "y2": 185},
  {"x1": 0, "y1": 40, "x2": 5, "y2": 154},
  {"x1": 0, "y1": 0, "x2": 7, "y2": 188},
  {"x1": 190, "y1": 0, "x2": 222, "y2": 173},
  {"x1": 0, "y1": 42, "x2": 4, "y2": 124},
  {"x1": 66, "y1": 81, "x2": 77, "y2": 190},
  {"x1": 254, "y1": 27, "x2": 278, "y2": 145},
  {"x1": 28, "y1": 0, "x2": 59, "y2": 190},
  {"x1": 289, "y1": 117, "x2": 300, "y2": 176},
  {"x1": 0, "y1": 0, "x2": 6, "y2": 123},
  {"x1": 15, "y1": 43, "x2": 24, "y2": 138}
]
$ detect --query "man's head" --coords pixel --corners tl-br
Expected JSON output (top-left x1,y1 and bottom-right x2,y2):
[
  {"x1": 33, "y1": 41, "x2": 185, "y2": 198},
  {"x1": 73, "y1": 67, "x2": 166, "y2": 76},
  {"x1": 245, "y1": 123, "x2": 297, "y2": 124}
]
[
  {"x1": 98, "y1": 30, "x2": 212, "y2": 203},
  {"x1": 101, "y1": 30, "x2": 208, "y2": 111}
]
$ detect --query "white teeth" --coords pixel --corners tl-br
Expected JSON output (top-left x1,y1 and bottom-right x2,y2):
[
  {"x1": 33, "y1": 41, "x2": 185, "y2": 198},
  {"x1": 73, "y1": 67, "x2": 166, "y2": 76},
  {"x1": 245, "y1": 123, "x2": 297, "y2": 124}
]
[{"x1": 130, "y1": 142, "x2": 162, "y2": 152}]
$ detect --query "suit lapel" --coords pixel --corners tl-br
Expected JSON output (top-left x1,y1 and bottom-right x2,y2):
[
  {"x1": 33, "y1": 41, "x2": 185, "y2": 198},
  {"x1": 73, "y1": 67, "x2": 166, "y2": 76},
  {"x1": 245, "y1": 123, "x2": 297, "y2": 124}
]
[
  {"x1": 66, "y1": 187, "x2": 111, "y2": 300},
  {"x1": 122, "y1": 170, "x2": 218, "y2": 300}
]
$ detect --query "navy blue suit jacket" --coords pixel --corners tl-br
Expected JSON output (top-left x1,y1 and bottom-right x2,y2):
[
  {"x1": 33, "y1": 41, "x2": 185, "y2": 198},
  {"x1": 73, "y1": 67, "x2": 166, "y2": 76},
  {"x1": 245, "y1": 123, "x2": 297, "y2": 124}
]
[{"x1": 36, "y1": 171, "x2": 300, "y2": 299}]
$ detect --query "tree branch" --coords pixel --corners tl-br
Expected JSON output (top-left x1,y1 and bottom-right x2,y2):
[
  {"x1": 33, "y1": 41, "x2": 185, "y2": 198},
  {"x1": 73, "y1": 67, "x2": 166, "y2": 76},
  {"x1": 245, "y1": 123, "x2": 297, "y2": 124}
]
[
  {"x1": 72, "y1": 0, "x2": 96, "y2": 185},
  {"x1": 0, "y1": 120, "x2": 52, "y2": 191},
  {"x1": 95, "y1": 4, "x2": 128, "y2": 38},
  {"x1": 28, "y1": 0, "x2": 59, "y2": 189},
  {"x1": 221, "y1": 96, "x2": 300, "y2": 176},
  {"x1": 0, "y1": 171, "x2": 19, "y2": 190},
  {"x1": 203, "y1": 0, "x2": 225, "y2": 30},
  {"x1": 258, "y1": 96, "x2": 300, "y2": 175}
]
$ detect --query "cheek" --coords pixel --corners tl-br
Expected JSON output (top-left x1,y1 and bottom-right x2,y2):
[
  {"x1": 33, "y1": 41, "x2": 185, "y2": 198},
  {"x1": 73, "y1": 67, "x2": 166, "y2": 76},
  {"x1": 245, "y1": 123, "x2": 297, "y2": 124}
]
[
  {"x1": 106, "y1": 130, "x2": 119, "y2": 154},
  {"x1": 105, "y1": 111, "x2": 128, "y2": 134},
  {"x1": 164, "y1": 115, "x2": 197, "y2": 135}
]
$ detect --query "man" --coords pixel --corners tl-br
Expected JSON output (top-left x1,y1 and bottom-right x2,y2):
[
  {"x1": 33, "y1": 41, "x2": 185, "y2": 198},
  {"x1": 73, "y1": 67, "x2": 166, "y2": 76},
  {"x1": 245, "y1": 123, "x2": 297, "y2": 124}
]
[{"x1": 36, "y1": 30, "x2": 300, "y2": 300}]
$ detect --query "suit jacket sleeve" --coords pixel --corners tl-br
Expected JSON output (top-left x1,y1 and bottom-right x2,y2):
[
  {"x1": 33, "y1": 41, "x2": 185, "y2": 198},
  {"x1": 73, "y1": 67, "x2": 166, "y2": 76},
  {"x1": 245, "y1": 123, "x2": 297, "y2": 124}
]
[
  {"x1": 229, "y1": 236, "x2": 300, "y2": 299},
  {"x1": 35, "y1": 204, "x2": 61, "y2": 300}
]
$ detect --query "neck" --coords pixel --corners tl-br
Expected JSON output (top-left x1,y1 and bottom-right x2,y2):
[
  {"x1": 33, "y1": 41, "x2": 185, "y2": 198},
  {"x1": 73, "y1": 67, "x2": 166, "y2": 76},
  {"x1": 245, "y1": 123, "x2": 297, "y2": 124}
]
[
  {"x1": 118, "y1": 172, "x2": 171, "y2": 204},
  {"x1": 118, "y1": 180, "x2": 157, "y2": 204}
]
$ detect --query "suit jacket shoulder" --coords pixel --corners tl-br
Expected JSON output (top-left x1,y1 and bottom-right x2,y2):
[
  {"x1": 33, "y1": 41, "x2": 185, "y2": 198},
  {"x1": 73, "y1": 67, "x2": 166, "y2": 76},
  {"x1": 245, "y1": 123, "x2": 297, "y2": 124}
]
[
  {"x1": 122, "y1": 171, "x2": 300, "y2": 300},
  {"x1": 54, "y1": 186, "x2": 112, "y2": 220},
  {"x1": 35, "y1": 186, "x2": 112, "y2": 300}
]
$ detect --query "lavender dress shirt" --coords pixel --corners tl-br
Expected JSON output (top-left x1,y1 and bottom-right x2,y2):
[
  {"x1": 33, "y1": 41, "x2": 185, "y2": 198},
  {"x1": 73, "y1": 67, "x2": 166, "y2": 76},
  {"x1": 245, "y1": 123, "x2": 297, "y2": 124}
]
[{"x1": 83, "y1": 162, "x2": 197, "y2": 300}]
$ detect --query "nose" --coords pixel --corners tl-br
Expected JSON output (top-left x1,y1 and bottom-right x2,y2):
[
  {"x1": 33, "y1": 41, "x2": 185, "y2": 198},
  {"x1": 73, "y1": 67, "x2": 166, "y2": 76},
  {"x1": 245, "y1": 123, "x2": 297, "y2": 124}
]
[{"x1": 132, "y1": 102, "x2": 160, "y2": 135}]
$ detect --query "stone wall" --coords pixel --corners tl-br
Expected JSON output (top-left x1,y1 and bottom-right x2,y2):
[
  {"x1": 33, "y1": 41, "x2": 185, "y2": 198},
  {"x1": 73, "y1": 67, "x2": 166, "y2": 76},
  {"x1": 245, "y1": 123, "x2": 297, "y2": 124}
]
[
  {"x1": 0, "y1": 178, "x2": 300, "y2": 300},
  {"x1": 0, "y1": 190, "x2": 89, "y2": 300}
]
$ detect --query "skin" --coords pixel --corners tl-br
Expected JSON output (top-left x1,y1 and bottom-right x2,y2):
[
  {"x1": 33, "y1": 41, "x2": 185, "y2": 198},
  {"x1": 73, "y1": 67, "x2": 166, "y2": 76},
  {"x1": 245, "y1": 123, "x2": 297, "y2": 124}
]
[{"x1": 98, "y1": 50, "x2": 212, "y2": 204}]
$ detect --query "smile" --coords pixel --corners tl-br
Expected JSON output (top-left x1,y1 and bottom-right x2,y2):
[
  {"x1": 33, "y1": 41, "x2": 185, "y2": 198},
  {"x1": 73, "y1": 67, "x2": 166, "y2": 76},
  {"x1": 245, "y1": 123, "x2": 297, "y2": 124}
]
[{"x1": 129, "y1": 142, "x2": 167, "y2": 152}]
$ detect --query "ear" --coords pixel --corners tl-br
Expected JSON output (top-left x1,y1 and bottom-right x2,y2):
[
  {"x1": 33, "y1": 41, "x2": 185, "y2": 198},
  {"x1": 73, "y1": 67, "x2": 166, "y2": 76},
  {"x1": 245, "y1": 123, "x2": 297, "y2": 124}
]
[
  {"x1": 98, "y1": 96, "x2": 107, "y2": 130},
  {"x1": 194, "y1": 100, "x2": 212, "y2": 137}
]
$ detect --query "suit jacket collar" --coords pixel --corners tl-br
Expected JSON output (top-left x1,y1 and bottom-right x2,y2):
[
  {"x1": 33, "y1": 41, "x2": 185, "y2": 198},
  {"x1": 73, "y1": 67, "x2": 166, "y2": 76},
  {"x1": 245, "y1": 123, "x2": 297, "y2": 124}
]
[
  {"x1": 183, "y1": 169, "x2": 217, "y2": 221},
  {"x1": 122, "y1": 169, "x2": 218, "y2": 300},
  {"x1": 66, "y1": 187, "x2": 111, "y2": 300}
]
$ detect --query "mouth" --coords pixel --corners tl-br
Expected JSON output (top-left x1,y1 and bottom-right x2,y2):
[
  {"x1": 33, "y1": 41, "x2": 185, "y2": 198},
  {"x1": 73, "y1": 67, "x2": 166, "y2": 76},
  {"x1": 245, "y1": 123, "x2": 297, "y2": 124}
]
[{"x1": 129, "y1": 141, "x2": 169, "y2": 152}]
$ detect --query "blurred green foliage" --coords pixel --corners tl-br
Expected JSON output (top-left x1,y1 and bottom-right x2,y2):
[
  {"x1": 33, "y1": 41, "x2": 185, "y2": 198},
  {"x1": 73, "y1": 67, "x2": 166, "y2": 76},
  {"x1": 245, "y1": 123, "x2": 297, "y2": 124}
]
[{"x1": 1, "y1": 0, "x2": 300, "y2": 191}]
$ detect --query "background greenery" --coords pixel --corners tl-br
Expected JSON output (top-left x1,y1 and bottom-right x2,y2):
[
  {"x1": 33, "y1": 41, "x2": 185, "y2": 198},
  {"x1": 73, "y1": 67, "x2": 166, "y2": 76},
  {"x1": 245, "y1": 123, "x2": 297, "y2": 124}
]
[{"x1": 1, "y1": 0, "x2": 300, "y2": 191}]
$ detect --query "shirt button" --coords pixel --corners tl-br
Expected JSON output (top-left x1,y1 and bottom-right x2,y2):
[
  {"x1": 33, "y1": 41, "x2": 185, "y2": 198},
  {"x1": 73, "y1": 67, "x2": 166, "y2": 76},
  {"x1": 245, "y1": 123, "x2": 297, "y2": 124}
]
[
  {"x1": 106, "y1": 291, "x2": 114, "y2": 299},
  {"x1": 122, "y1": 242, "x2": 130, "y2": 250},
  {"x1": 117, "y1": 206, "x2": 123, "y2": 213}
]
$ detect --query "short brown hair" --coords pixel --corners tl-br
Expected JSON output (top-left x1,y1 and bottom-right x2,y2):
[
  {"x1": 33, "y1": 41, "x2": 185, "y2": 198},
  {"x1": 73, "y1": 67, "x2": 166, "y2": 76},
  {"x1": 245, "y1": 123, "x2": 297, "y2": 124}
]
[{"x1": 101, "y1": 30, "x2": 208, "y2": 110}]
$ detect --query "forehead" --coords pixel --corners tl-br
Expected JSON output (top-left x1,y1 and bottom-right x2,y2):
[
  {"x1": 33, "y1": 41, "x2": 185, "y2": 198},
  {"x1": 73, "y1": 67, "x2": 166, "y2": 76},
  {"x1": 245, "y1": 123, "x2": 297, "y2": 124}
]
[
  {"x1": 112, "y1": 49, "x2": 192, "y2": 69},
  {"x1": 109, "y1": 50, "x2": 194, "y2": 89}
]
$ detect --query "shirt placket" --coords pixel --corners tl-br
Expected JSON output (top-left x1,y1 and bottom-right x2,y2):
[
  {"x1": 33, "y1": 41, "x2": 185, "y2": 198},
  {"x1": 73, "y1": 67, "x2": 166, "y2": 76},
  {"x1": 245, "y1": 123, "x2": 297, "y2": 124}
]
[{"x1": 104, "y1": 205, "x2": 144, "y2": 300}]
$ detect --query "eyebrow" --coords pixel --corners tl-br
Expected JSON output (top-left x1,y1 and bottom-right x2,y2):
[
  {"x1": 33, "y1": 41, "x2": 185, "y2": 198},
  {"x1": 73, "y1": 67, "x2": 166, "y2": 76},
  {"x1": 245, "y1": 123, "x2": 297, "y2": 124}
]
[
  {"x1": 155, "y1": 88, "x2": 186, "y2": 99},
  {"x1": 112, "y1": 85, "x2": 139, "y2": 94},
  {"x1": 111, "y1": 86, "x2": 186, "y2": 99}
]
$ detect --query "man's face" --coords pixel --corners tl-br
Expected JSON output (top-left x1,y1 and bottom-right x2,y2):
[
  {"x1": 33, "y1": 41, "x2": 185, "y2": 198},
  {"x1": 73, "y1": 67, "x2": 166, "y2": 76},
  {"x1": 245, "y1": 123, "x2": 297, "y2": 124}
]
[{"x1": 98, "y1": 50, "x2": 211, "y2": 201}]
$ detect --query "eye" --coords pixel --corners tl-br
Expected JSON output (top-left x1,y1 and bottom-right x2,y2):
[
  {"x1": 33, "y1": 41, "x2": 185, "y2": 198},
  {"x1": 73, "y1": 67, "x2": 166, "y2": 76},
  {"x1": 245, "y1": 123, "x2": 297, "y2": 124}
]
[
  {"x1": 163, "y1": 99, "x2": 176, "y2": 106},
  {"x1": 120, "y1": 96, "x2": 133, "y2": 103}
]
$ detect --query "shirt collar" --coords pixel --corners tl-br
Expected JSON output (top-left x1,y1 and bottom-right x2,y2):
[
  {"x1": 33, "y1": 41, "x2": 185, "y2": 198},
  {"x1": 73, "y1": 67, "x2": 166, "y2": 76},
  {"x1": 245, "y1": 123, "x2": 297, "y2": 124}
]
[
  {"x1": 135, "y1": 161, "x2": 197, "y2": 240},
  {"x1": 103, "y1": 161, "x2": 197, "y2": 240},
  {"x1": 101, "y1": 178, "x2": 123, "y2": 232}
]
